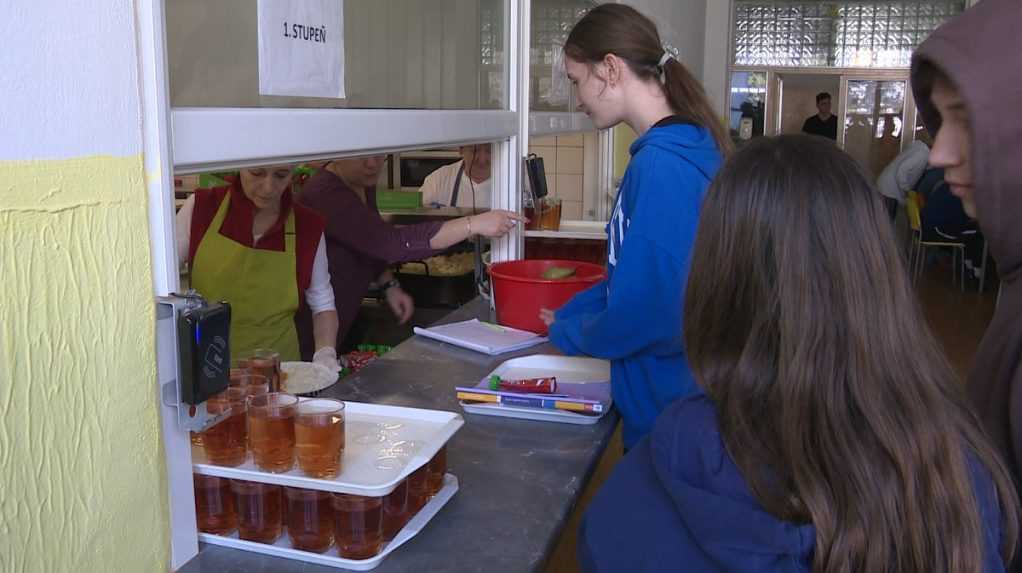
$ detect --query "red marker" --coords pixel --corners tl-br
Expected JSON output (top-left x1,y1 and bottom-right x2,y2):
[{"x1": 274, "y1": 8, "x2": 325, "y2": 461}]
[{"x1": 489, "y1": 375, "x2": 557, "y2": 394}]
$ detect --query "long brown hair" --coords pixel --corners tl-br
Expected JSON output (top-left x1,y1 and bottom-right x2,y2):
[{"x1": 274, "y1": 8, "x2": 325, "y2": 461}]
[
  {"x1": 564, "y1": 3, "x2": 732, "y2": 155},
  {"x1": 683, "y1": 135, "x2": 1018, "y2": 572}
]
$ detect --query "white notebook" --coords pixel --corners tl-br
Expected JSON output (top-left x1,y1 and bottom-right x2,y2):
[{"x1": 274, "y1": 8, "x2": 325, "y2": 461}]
[{"x1": 413, "y1": 319, "x2": 548, "y2": 355}]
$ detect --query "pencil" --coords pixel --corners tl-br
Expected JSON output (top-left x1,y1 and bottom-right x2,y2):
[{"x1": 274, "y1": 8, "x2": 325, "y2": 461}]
[{"x1": 457, "y1": 391, "x2": 604, "y2": 414}]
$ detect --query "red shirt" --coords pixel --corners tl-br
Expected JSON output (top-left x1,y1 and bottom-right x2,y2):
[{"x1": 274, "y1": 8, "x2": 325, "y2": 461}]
[{"x1": 188, "y1": 180, "x2": 326, "y2": 307}]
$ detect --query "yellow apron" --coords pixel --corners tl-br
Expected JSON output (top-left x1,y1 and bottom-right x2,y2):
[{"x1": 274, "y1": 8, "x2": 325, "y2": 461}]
[{"x1": 192, "y1": 193, "x2": 301, "y2": 362}]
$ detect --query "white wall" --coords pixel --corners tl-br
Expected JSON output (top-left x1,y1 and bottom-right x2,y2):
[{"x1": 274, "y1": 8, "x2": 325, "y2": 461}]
[
  {"x1": 702, "y1": 0, "x2": 732, "y2": 120},
  {"x1": 626, "y1": 0, "x2": 731, "y2": 121},
  {"x1": 778, "y1": 74, "x2": 842, "y2": 135},
  {"x1": 628, "y1": 0, "x2": 708, "y2": 80},
  {"x1": 0, "y1": 2, "x2": 141, "y2": 159}
]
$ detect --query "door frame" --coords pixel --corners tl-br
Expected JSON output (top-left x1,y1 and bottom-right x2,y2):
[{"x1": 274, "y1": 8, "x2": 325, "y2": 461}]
[
  {"x1": 744, "y1": 66, "x2": 916, "y2": 151},
  {"x1": 837, "y1": 70, "x2": 915, "y2": 151}
]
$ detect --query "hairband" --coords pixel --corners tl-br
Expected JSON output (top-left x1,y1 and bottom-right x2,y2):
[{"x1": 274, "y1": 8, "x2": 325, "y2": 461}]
[{"x1": 658, "y1": 44, "x2": 679, "y2": 84}]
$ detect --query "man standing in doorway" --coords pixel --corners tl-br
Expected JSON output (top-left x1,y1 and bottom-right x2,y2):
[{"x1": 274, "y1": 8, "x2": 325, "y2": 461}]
[{"x1": 802, "y1": 92, "x2": 839, "y2": 141}]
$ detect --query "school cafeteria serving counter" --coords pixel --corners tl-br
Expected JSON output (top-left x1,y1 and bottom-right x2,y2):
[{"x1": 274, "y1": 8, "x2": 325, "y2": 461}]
[{"x1": 178, "y1": 297, "x2": 620, "y2": 573}]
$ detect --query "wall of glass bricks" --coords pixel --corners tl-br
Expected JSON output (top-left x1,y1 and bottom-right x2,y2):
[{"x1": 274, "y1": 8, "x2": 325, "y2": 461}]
[{"x1": 733, "y1": 0, "x2": 966, "y2": 68}]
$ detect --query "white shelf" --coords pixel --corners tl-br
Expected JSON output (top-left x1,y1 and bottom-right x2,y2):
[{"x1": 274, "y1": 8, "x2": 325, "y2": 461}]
[
  {"x1": 193, "y1": 401, "x2": 463, "y2": 497},
  {"x1": 524, "y1": 220, "x2": 607, "y2": 240},
  {"x1": 199, "y1": 474, "x2": 459, "y2": 571},
  {"x1": 528, "y1": 112, "x2": 596, "y2": 137},
  {"x1": 172, "y1": 108, "x2": 519, "y2": 174}
]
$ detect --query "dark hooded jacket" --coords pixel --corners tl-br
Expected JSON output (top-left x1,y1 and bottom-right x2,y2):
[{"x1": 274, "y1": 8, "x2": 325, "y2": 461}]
[
  {"x1": 912, "y1": 0, "x2": 1022, "y2": 528},
  {"x1": 578, "y1": 395, "x2": 1008, "y2": 572}
]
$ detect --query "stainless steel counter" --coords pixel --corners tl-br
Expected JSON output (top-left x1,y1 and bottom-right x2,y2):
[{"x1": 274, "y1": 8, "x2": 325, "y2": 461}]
[{"x1": 178, "y1": 298, "x2": 619, "y2": 573}]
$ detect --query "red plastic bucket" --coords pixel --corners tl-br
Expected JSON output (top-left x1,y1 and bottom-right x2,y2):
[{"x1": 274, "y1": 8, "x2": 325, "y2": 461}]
[{"x1": 489, "y1": 259, "x2": 606, "y2": 335}]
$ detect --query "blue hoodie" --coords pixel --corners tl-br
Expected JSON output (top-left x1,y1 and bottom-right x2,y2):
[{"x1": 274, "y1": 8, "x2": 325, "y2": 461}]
[
  {"x1": 578, "y1": 394, "x2": 1009, "y2": 573},
  {"x1": 549, "y1": 121, "x2": 723, "y2": 449}
]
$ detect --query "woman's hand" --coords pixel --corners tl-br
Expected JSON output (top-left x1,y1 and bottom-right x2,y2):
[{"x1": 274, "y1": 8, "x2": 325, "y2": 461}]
[
  {"x1": 469, "y1": 210, "x2": 528, "y2": 238},
  {"x1": 385, "y1": 286, "x2": 415, "y2": 324},
  {"x1": 539, "y1": 308, "x2": 556, "y2": 327},
  {"x1": 312, "y1": 346, "x2": 341, "y2": 372}
]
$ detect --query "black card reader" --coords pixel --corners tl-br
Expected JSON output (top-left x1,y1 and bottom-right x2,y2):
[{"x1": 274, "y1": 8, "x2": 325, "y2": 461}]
[{"x1": 175, "y1": 298, "x2": 231, "y2": 405}]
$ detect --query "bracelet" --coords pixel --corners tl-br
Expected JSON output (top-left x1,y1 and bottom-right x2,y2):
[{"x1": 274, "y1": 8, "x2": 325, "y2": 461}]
[
  {"x1": 380, "y1": 278, "x2": 401, "y2": 291},
  {"x1": 466, "y1": 216, "x2": 473, "y2": 237}
]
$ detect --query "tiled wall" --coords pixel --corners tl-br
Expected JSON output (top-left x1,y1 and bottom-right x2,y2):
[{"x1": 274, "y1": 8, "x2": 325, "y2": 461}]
[{"x1": 529, "y1": 133, "x2": 592, "y2": 220}]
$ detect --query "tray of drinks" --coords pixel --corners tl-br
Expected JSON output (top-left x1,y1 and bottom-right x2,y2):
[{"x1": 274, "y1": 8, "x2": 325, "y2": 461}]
[
  {"x1": 191, "y1": 395, "x2": 462, "y2": 570},
  {"x1": 194, "y1": 473, "x2": 459, "y2": 571},
  {"x1": 192, "y1": 399, "x2": 463, "y2": 496}
]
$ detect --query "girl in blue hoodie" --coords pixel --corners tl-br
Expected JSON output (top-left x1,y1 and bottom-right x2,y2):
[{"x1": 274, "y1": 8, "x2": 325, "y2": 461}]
[
  {"x1": 540, "y1": 4, "x2": 730, "y2": 449},
  {"x1": 579, "y1": 135, "x2": 1019, "y2": 573}
]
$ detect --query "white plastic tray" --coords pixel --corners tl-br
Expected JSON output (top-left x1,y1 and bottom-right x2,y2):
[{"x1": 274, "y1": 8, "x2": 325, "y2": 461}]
[
  {"x1": 460, "y1": 355, "x2": 612, "y2": 425},
  {"x1": 413, "y1": 319, "x2": 547, "y2": 355},
  {"x1": 199, "y1": 473, "x2": 459, "y2": 571},
  {"x1": 193, "y1": 401, "x2": 463, "y2": 497}
]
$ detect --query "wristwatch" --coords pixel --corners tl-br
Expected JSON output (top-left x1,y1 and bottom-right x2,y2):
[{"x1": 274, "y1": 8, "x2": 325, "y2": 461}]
[{"x1": 380, "y1": 278, "x2": 401, "y2": 291}]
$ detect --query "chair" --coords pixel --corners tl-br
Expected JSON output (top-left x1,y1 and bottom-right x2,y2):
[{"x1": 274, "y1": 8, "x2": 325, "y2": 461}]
[{"x1": 905, "y1": 191, "x2": 966, "y2": 291}]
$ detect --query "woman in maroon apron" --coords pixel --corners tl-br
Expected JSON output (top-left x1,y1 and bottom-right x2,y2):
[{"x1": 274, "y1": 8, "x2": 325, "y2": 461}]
[{"x1": 176, "y1": 166, "x2": 340, "y2": 369}]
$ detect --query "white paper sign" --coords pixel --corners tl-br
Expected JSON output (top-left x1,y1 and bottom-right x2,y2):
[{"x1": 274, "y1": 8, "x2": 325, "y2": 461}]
[{"x1": 258, "y1": 0, "x2": 345, "y2": 98}]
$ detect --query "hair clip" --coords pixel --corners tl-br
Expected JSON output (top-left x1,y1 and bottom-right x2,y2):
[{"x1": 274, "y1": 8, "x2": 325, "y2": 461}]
[{"x1": 658, "y1": 44, "x2": 680, "y2": 84}]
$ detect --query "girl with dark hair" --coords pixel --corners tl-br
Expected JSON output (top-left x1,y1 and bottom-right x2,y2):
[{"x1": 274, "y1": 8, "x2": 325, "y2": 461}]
[
  {"x1": 578, "y1": 135, "x2": 1018, "y2": 573},
  {"x1": 540, "y1": 3, "x2": 728, "y2": 449}
]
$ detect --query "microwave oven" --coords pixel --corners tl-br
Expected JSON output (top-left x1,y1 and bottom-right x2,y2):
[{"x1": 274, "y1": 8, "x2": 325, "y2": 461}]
[{"x1": 389, "y1": 149, "x2": 462, "y2": 191}]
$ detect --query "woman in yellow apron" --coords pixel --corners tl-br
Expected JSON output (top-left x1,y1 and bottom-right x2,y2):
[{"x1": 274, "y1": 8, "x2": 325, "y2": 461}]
[{"x1": 175, "y1": 165, "x2": 340, "y2": 370}]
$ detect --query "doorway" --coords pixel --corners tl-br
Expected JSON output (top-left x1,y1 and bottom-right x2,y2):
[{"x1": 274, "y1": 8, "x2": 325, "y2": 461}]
[
  {"x1": 776, "y1": 73, "x2": 841, "y2": 137},
  {"x1": 839, "y1": 76, "x2": 911, "y2": 179},
  {"x1": 764, "y1": 68, "x2": 916, "y2": 181}
]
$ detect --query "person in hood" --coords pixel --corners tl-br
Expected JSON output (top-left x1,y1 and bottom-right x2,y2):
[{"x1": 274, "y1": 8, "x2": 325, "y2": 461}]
[
  {"x1": 912, "y1": 0, "x2": 1022, "y2": 550},
  {"x1": 579, "y1": 135, "x2": 1019, "y2": 573},
  {"x1": 538, "y1": 3, "x2": 729, "y2": 450}
]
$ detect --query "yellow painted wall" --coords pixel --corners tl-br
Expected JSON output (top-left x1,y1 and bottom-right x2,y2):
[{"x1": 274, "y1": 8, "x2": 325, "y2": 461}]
[
  {"x1": 0, "y1": 155, "x2": 169, "y2": 572},
  {"x1": 613, "y1": 123, "x2": 638, "y2": 181}
]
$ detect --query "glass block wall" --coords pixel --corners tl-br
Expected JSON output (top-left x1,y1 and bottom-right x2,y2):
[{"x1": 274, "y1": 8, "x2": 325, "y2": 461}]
[
  {"x1": 531, "y1": 0, "x2": 594, "y2": 110},
  {"x1": 481, "y1": 1, "x2": 502, "y2": 67},
  {"x1": 480, "y1": 0, "x2": 505, "y2": 107},
  {"x1": 733, "y1": 0, "x2": 966, "y2": 68},
  {"x1": 532, "y1": 1, "x2": 591, "y2": 69}
]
